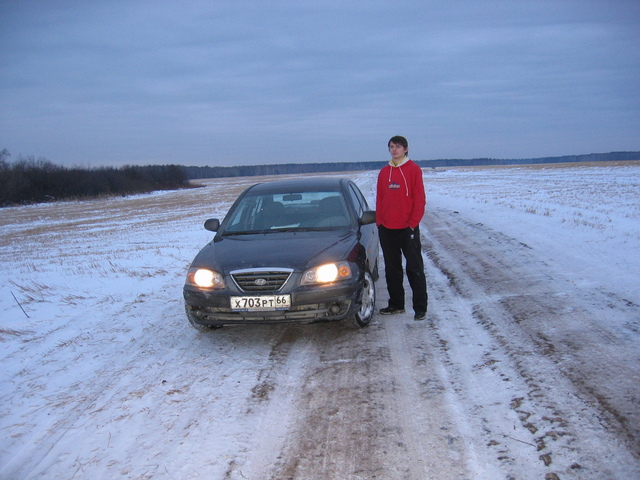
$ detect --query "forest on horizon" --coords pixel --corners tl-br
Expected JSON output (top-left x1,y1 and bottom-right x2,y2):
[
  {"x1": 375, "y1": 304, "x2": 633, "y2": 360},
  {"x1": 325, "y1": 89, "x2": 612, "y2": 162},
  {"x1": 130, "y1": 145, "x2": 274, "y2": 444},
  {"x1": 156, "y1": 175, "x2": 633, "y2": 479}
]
[
  {"x1": 184, "y1": 151, "x2": 640, "y2": 179},
  {"x1": 2, "y1": 149, "x2": 638, "y2": 207}
]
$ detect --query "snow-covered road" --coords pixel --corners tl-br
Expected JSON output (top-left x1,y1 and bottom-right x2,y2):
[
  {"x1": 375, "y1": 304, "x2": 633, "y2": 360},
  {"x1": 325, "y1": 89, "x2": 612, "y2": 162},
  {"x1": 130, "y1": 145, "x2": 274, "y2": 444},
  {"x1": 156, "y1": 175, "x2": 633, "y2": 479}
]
[{"x1": 1, "y1": 163, "x2": 639, "y2": 479}]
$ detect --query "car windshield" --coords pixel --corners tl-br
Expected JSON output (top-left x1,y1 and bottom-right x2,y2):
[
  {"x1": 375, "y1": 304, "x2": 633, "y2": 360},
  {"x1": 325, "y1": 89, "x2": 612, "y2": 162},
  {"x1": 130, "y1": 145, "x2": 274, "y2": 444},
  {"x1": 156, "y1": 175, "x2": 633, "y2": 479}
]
[{"x1": 223, "y1": 190, "x2": 351, "y2": 234}]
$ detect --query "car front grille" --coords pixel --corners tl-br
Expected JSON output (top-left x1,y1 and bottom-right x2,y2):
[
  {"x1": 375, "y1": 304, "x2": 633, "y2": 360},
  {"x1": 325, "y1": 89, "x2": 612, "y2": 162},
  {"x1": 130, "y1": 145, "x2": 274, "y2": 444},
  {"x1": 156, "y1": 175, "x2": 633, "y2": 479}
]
[{"x1": 231, "y1": 268, "x2": 293, "y2": 292}]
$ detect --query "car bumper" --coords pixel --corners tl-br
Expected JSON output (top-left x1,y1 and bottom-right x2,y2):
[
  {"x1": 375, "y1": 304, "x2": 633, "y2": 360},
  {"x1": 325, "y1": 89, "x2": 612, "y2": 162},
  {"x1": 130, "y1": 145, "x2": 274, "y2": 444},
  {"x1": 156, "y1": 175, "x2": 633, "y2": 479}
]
[{"x1": 183, "y1": 280, "x2": 360, "y2": 326}]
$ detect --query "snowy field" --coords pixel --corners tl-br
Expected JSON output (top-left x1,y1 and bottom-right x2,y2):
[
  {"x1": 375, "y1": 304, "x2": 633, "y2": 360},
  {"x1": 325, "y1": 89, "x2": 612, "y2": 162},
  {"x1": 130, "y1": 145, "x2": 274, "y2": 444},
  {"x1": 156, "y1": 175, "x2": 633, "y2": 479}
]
[{"x1": 1, "y1": 162, "x2": 639, "y2": 479}]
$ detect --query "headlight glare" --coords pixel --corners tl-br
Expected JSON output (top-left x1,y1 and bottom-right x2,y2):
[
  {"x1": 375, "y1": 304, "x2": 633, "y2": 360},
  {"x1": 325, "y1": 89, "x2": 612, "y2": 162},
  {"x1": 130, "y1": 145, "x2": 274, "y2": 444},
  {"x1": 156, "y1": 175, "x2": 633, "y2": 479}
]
[
  {"x1": 317, "y1": 263, "x2": 338, "y2": 283},
  {"x1": 187, "y1": 267, "x2": 225, "y2": 288},
  {"x1": 301, "y1": 262, "x2": 352, "y2": 285}
]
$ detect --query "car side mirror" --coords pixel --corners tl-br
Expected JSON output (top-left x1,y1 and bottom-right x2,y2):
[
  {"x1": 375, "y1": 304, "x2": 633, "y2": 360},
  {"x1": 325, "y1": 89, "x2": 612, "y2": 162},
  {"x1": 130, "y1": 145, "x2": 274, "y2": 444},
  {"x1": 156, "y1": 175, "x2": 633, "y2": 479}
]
[
  {"x1": 359, "y1": 210, "x2": 376, "y2": 225},
  {"x1": 204, "y1": 218, "x2": 220, "y2": 232}
]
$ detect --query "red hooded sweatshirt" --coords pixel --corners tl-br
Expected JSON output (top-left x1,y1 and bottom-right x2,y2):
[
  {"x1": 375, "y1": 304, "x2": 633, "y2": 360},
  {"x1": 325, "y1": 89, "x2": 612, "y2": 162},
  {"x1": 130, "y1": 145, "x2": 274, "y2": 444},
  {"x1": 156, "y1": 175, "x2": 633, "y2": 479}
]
[{"x1": 376, "y1": 157, "x2": 426, "y2": 230}]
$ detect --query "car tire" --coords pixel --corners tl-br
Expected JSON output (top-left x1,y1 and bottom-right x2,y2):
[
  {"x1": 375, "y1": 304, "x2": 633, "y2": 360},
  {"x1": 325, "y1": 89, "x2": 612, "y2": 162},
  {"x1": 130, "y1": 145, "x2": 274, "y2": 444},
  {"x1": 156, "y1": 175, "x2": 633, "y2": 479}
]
[
  {"x1": 352, "y1": 270, "x2": 376, "y2": 327},
  {"x1": 185, "y1": 305, "x2": 222, "y2": 332}
]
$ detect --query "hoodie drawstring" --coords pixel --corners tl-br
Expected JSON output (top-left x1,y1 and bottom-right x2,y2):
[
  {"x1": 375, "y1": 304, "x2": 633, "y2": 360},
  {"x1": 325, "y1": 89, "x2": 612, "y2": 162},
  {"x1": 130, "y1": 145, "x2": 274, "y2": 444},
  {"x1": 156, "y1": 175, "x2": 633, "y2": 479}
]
[
  {"x1": 399, "y1": 167, "x2": 409, "y2": 196},
  {"x1": 389, "y1": 163, "x2": 410, "y2": 196}
]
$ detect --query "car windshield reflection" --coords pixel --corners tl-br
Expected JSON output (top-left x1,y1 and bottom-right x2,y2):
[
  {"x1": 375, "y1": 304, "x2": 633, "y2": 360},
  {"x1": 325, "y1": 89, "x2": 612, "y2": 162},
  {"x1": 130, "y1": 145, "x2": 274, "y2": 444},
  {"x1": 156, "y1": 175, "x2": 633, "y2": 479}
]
[{"x1": 223, "y1": 190, "x2": 351, "y2": 234}]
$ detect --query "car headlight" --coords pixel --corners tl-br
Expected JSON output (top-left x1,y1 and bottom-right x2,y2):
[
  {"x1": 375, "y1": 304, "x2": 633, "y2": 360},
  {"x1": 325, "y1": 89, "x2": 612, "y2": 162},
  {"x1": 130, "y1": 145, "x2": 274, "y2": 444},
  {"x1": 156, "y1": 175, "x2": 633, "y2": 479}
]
[
  {"x1": 301, "y1": 261, "x2": 352, "y2": 285},
  {"x1": 186, "y1": 267, "x2": 225, "y2": 289}
]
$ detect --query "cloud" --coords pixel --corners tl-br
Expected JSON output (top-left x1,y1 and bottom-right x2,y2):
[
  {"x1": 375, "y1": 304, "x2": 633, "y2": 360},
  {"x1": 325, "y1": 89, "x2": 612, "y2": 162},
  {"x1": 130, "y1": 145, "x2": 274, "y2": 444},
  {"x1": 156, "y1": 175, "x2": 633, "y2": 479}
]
[{"x1": 1, "y1": 0, "x2": 639, "y2": 166}]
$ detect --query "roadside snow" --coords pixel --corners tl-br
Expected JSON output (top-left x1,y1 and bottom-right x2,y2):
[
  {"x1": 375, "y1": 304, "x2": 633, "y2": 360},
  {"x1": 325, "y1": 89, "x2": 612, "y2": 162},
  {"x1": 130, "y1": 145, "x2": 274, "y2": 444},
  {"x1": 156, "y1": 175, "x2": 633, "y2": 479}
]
[
  {"x1": 425, "y1": 163, "x2": 639, "y2": 303},
  {"x1": 420, "y1": 163, "x2": 640, "y2": 479}
]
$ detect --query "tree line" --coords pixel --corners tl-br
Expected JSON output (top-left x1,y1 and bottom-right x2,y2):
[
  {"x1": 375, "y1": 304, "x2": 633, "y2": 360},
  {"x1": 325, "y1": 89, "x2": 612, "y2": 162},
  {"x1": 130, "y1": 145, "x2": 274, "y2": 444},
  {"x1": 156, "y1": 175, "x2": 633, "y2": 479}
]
[
  {"x1": 0, "y1": 149, "x2": 189, "y2": 207},
  {"x1": 2, "y1": 148, "x2": 637, "y2": 207},
  {"x1": 184, "y1": 151, "x2": 640, "y2": 179}
]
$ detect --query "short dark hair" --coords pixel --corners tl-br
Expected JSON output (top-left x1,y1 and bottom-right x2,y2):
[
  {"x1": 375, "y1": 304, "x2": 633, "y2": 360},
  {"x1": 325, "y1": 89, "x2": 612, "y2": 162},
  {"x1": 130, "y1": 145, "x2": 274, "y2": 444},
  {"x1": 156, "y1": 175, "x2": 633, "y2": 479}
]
[{"x1": 388, "y1": 135, "x2": 408, "y2": 153}]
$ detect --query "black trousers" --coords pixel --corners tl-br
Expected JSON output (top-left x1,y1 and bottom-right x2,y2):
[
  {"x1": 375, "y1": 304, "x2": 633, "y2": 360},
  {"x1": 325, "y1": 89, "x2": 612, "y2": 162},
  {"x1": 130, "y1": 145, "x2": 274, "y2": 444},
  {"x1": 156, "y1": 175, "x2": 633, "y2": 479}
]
[{"x1": 378, "y1": 225, "x2": 428, "y2": 313}]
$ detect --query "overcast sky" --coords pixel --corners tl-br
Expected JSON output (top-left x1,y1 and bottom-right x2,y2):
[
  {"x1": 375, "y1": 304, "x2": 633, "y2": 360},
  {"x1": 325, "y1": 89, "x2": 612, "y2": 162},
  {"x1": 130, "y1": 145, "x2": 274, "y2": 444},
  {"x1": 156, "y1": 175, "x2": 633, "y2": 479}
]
[{"x1": 1, "y1": 0, "x2": 639, "y2": 167}]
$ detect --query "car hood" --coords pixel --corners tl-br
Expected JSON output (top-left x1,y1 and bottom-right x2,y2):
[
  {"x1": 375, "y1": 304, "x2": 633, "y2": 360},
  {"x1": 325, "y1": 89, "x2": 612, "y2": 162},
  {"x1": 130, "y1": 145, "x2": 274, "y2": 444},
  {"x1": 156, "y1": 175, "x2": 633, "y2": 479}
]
[{"x1": 191, "y1": 230, "x2": 358, "y2": 272}]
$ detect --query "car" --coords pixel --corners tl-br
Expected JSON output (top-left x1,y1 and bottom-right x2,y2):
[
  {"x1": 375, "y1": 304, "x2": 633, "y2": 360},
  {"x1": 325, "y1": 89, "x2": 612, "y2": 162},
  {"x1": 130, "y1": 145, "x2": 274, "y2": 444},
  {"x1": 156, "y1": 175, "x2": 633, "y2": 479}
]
[{"x1": 183, "y1": 177, "x2": 379, "y2": 330}]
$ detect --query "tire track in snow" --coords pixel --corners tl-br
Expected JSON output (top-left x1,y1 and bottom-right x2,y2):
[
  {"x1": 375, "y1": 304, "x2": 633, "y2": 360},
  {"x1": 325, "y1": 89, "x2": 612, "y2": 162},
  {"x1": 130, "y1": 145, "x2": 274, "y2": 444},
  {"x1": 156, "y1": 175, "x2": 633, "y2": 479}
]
[
  {"x1": 382, "y1": 318, "x2": 474, "y2": 479},
  {"x1": 242, "y1": 286, "x2": 477, "y2": 479},
  {"x1": 422, "y1": 207, "x2": 640, "y2": 478}
]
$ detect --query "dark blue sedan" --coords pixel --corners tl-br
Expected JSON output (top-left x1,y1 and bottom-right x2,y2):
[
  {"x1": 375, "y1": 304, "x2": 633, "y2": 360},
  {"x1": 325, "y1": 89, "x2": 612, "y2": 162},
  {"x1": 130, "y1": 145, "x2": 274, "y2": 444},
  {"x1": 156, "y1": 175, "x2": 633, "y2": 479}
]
[{"x1": 183, "y1": 177, "x2": 379, "y2": 330}]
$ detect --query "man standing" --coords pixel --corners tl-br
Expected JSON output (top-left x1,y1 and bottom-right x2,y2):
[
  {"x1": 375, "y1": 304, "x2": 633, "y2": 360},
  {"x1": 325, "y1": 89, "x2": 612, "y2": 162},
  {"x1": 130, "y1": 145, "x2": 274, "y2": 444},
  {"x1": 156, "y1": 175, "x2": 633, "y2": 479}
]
[{"x1": 376, "y1": 135, "x2": 428, "y2": 320}]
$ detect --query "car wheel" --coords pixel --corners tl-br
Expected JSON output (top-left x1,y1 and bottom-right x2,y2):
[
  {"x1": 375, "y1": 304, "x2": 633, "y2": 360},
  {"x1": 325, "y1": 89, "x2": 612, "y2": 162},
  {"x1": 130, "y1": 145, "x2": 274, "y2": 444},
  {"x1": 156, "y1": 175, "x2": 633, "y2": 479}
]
[
  {"x1": 353, "y1": 270, "x2": 375, "y2": 327},
  {"x1": 185, "y1": 305, "x2": 222, "y2": 332}
]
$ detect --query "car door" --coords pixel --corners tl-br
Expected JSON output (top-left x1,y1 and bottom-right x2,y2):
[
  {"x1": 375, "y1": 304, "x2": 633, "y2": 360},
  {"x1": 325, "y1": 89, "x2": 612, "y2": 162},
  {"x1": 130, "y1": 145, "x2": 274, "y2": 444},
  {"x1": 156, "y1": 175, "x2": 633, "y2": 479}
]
[{"x1": 347, "y1": 182, "x2": 379, "y2": 274}]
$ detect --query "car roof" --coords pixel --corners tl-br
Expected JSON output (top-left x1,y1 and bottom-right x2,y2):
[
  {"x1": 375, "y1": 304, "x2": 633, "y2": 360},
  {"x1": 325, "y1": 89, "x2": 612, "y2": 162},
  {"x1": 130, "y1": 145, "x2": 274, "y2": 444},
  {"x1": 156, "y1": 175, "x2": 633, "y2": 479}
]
[{"x1": 247, "y1": 177, "x2": 349, "y2": 193}]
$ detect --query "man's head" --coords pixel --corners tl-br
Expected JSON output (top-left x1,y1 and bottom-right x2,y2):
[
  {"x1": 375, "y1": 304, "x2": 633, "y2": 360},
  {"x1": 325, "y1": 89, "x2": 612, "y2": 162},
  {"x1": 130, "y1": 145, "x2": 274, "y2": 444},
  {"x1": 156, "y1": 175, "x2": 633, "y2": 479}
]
[
  {"x1": 388, "y1": 136, "x2": 409, "y2": 162},
  {"x1": 387, "y1": 135, "x2": 409, "y2": 153},
  {"x1": 388, "y1": 135, "x2": 408, "y2": 154}
]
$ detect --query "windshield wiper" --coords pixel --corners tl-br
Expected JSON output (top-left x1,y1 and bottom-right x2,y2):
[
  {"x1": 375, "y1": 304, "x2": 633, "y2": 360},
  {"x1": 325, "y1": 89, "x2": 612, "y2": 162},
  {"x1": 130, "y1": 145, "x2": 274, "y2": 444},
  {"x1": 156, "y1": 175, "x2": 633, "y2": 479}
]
[
  {"x1": 221, "y1": 230, "x2": 266, "y2": 236},
  {"x1": 222, "y1": 228, "x2": 298, "y2": 236}
]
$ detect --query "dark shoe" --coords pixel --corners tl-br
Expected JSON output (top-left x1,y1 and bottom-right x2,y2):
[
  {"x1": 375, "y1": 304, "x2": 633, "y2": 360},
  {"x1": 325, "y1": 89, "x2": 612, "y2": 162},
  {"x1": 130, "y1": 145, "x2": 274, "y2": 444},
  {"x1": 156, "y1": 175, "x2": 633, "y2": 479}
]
[
  {"x1": 380, "y1": 307, "x2": 405, "y2": 315},
  {"x1": 414, "y1": 311, "x2": 426, "y2": 321}
]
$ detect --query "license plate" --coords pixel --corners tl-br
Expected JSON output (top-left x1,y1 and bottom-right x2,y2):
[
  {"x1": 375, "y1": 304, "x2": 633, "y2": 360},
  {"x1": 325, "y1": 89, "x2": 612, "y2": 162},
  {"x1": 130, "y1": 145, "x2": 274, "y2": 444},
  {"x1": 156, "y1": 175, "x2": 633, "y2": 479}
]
[{"x1": 230, "y1": 295, "x2": 291, "y2": 311}]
